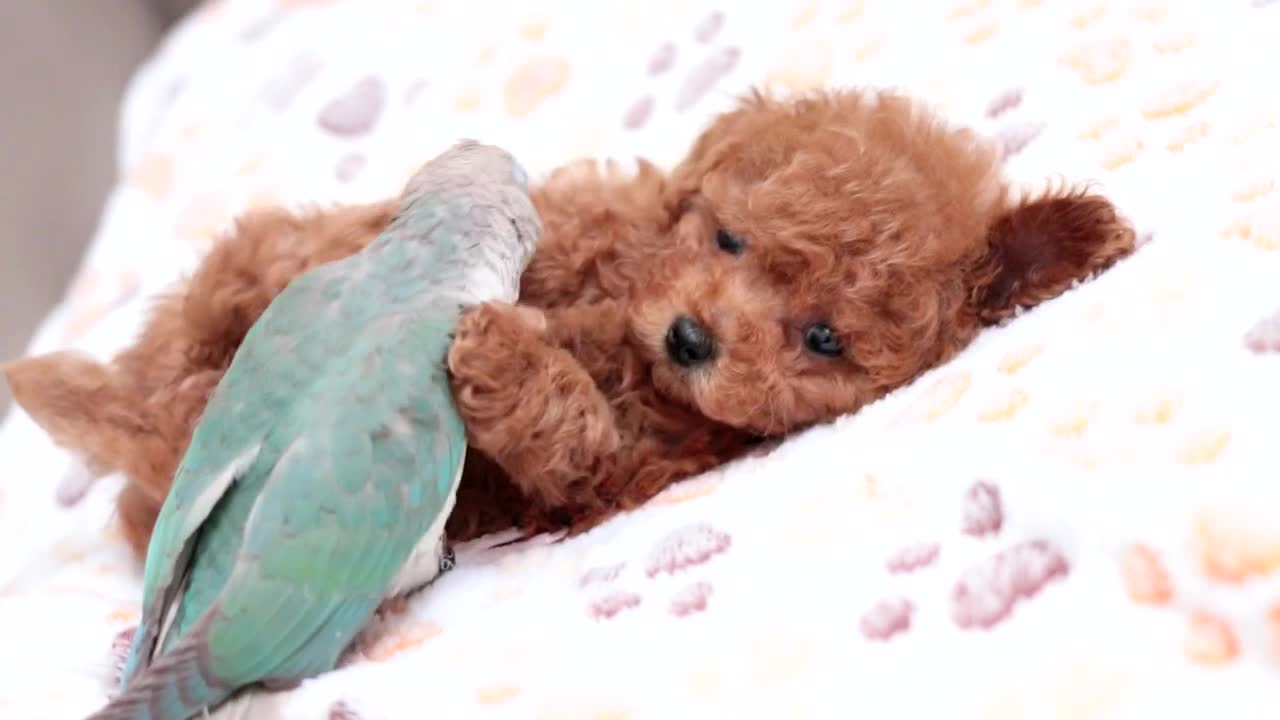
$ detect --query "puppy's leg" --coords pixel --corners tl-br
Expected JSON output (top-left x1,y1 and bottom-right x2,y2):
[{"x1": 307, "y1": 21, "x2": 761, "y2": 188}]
[
  {"x1": 447, "y1": 302, "x2": 622, "y2": 513},
  {"x1": 3, "y1": 352, "x2": 174, "y2": 504}
]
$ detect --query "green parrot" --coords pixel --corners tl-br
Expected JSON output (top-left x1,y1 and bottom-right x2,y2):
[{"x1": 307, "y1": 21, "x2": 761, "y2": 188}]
[{"x1": 85, "y1": 140, "x2": 541, "y2": 720}]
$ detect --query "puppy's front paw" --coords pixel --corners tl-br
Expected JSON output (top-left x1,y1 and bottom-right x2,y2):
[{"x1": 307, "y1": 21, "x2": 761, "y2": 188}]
[
  {"x1": 450, "y1": 303, "x2": 547, "y2": 419},
  {"x1": 453, "y1": 302, "x2": 545, "y2": 345},
  {"x1": 449, "y1": 303, "x2": 545, "y2": 387}
]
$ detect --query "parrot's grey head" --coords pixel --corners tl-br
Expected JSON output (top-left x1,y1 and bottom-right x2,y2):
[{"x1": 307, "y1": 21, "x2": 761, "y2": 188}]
[{"x1": 402, "y1": 139, "x2": 542, "y2": 276}]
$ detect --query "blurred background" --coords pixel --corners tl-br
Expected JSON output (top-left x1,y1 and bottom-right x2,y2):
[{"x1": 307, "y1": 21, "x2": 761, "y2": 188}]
[{"x1": 0, "y1": 1, "x2": 199, "y2": 413}]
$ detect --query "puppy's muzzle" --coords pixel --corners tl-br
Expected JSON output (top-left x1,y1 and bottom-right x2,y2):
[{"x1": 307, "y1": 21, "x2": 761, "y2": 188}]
[{"x1": 665, "y1": 315, "x2": 716, "y2": 367}]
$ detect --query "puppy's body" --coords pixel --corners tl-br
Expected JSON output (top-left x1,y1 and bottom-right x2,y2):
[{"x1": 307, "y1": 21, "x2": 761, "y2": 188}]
[{"x1": 4, "y1": 89, "x2": 1136, "y2": 560}]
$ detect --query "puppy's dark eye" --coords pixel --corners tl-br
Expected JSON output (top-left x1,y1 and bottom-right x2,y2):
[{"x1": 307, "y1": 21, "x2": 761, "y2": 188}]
[
  {"x1": 715, "y1": 229, "x2": 747, "y2": 255},
  {"x1": 804, "y1": 323, "x2": 842, "y2": 357}
]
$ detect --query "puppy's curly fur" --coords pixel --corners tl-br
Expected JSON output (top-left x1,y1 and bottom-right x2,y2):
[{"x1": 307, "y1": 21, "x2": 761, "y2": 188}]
[{"x1": 3, "y1": 88, "x2": 1136, "y2": 561}]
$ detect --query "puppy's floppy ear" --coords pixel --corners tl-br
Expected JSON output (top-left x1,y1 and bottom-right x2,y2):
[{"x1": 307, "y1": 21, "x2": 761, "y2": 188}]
[{"x1": 971, "y1": 186, "x2": 1137, "y2": 324}]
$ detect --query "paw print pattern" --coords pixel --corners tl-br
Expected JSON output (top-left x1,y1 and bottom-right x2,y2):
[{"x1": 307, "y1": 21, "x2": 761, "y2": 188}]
[
  {"x1": 995, "y1": 120, "x2": 1046, "y2": 161},
  {"x1": 261, "y1": 52, "x2": 323, "y2": 112},
  {"x1": 1244, "y1": 303, "x2": 1280, "y2": 353},
  {"x1": 859, "y1": 597, "x2": 915, "y2": 641},
  {"x1": 334, "y1": 152, "x2": 365, "y2": 183},
  {"x1": 855, "y1": 478, "x2": 1071, "y2": 643},
  {"x1": 317, "y1": 76, "x2": 387, "y2": 138},
  {"x1": 649, "y1": 43, "x2": 677, "y2": 75},
  {"x1": 329, "y1": 700, "x2": 365, "y2": 720},
  {"x1": 674, "y1": 48, "x2": 741, "y2": 112},
  {"x1": 403, "y1": 78, "x2": 428, "y2": 106},
  {"x1": 623, "y1": 12, "x2": 740, "y2": 129},
  {"x1": 961, "y1": 481, "x2": 1005, "y2": 538},
  {"x1": 886, "y1": 542, "x2": 940, "y2": 574},
  {"x1": 1120, "y1": 543, "x2": 1174, "y2": 605},
  {"x1": 503, "y1": 56, "x2": 570, "y2": 118},
  {"x1": 590, "y1": 591, "x2": 643, "y2": 620},
  {"x1": 646, "y1": 523, "x2": 733, "y2": 577},
  {"x1": 623, "y1": 97, "x2": 655, "y2": 131},
  {"x1": 841, "y1": 477, "x2": 1073, "y2": 639},
  {"x1": 670, "y1": 581, "x2": 714, "y2": 617},
  {"x1": 951, "y1": 539, "x2": 1070, "y2": 630},
  {"x1": 694, "y1": 11, "x2": 724, "y2": 43},
  {"x1": 979, "y1": 86, "x2": 1046, "y2": 162},
  {"x1": 579, "y1": 562, "x2": 626, "y2": 588},
  {"x1": 580, "y1": 524, "x2": 729, "y2": 621},
  {"x1": 1184, "y1": 611, "x2": 1239, "y2": 665},
  {"x1": 985, "y1": 87, "x2": 1024, "y2": 119}
]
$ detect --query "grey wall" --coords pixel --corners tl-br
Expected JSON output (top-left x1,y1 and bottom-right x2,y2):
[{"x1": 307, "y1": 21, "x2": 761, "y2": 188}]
[{"x1": 0, "y1": 2, "x2": 191, "y2": 413}]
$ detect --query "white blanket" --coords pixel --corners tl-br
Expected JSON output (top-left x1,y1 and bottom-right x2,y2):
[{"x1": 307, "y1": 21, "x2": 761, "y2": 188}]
[{"x1": 3, "y1": 0, "x2": 1280, "y2": 717}]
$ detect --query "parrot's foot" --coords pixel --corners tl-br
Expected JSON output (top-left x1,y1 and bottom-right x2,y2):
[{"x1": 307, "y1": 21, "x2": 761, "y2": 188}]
[
  {"x1": 438, "y1": 545, "x2": 457, "y2": 574},
  {"x1": 372, "y1": 545, "x2": 456, "y2": 618}
]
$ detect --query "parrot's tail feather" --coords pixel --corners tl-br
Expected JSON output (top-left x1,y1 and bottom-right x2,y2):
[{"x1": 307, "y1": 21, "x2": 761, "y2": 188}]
[{"x1": 84, "y1": 614, "x2": 232, "y2": 720}]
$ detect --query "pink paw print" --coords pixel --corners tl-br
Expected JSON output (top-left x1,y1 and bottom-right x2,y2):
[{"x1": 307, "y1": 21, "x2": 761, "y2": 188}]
[
  {"x1": 579, "y1": 522, "x2": 733, "y2": 621},
  {"x1": 977, "y1": 86, "x2": 1046, "y2": 162},
  {"x1": 859, "y1": 479, "x2": 1071, "y2": 643},
  {"x1": 1245, "y1": 303, "x2": 1280, "y2": 354},
  {"x1": 951, "y1": 539, "x2": 1070, "y2": 630},
  {"x1": 623, "y1": 11, "x2": 741, "y2": 130}
]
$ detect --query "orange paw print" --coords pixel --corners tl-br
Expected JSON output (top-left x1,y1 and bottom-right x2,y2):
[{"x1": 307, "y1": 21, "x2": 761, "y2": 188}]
[
  {"x1": 894, "y1": 371, "x2": 972, "y2": 424},
  {"x1": 1100, "y1": 135, "x2": 1143, "y2": 171},
  {"x1": 363, "y1": 621, "x2": 442, "y2": 661},
  {"x1": 1232, "y1": 176, "x2": 1275, "y2": 203},
  {"x1": 977, "y1": 389, "x2": 1029, "y2": 422},
  {"x1": 1222, "y1": 216, "x2": 1280, "y2": 251},
  {"x1": 1061, "y1": 37, "x2": 1130, "y2": 85},
  {"x1": 1193, "y1": 509, "x2": 1280, "y2": 583},
  {"x1": 1120, "y1": 544, "x2": 1173, "y2": 605},
  {"x1": 1184, "y1": 611, "x2": 1239, "y2": 666},
  {"x1": 1166, "y1": 120, "x2": 1209, "y2": 152},
  {"x1": 1141, "y1": 79, "x2": 1219, "y2": 120},
  {"x1": 1050, "y1": 401, "x2": 1099, "y2": 439},
  {"x1": 767, "y1": 39, "x2": 833, "y2": 91},
  {"x1": 1079, "y1": 115, "x2": 1120, "y2": 141},
  {"x1": 504, "y1": 56, "x2": 570, "y2": 118},
  {"x1": 1069, "y1": 3, "x2": 1106, "y2": 29},
  {"x1": 998, "y1": 344, "x2": 1044, "y2": 375},
  {"x1": 1174, "y1": 429, "x2": 1230, "y2": 466}
]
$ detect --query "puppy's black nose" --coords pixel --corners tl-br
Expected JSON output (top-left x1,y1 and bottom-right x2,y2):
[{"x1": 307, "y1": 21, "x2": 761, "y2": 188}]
[{"x1": 665, "y1": 315, "x2": 715, "y2": 367}]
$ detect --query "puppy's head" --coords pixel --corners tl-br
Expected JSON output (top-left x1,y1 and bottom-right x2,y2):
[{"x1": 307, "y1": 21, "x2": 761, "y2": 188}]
[{"x1": 630, "y1": 89, "x2": 1135, "y2": 435}]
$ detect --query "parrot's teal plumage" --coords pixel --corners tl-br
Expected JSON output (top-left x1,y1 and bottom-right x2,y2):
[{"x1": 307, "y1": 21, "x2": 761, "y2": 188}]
[{"x1": 85, "y1": 140, "x2": 540, "y2": 720}]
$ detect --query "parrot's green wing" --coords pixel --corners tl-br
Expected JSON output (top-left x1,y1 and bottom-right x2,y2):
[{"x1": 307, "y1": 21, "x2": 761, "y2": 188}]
[
  {"x1": 200, "y1": 352, "x2": 465, "y2": 685},
  {"x1": 122, "y1": 261, "x2": 375, "y2": 677}
]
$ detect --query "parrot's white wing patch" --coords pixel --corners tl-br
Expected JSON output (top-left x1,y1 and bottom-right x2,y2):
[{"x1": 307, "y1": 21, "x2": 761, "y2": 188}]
[
  {"x1": 386, "y1": 461, "x2": 462, "y2": 598},
  {"x1": 152, "y1": 443, "x2": 263, "y2": 654},
  {"x1": 178, "y1": 444, "x2": 263, "y2": 544}
]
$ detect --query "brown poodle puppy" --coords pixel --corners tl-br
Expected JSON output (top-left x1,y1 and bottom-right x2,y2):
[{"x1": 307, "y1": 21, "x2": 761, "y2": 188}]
[{"x1": 3, "y1": 88, "x2": 1137, "y2": 562}]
